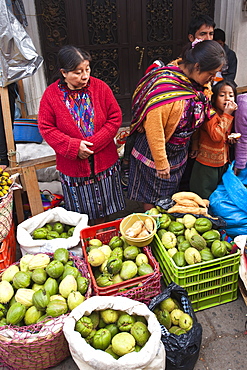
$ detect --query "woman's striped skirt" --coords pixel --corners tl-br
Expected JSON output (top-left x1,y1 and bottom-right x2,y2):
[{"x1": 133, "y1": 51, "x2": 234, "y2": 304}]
[{"x1": 60, "y1": 161, "x2": 125, "y2": 220}]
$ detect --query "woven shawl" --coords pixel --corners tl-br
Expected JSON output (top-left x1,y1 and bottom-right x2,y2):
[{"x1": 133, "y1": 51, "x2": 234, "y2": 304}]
[{"x1": 130, "y1": 65, "x2": 215, "y2": 134}]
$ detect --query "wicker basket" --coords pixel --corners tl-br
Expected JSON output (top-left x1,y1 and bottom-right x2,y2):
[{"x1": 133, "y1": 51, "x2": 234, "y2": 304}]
[
  {"x1": 0, "y1": 191, "x2": 13, "y2": 243},
  {"x1": 0, "y1": 254, "x2": 91, "y2": 370}
]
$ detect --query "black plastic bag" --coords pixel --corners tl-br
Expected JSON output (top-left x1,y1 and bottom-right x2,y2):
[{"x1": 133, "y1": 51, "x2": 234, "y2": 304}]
[{"x1": 149, "y1": 282, "x2": 202, "y2": 370}]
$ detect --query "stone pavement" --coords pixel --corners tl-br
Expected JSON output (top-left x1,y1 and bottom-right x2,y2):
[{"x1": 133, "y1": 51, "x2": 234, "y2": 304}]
[{"x1": 1, "y1": 197, "x2": 246, "y2": 370}]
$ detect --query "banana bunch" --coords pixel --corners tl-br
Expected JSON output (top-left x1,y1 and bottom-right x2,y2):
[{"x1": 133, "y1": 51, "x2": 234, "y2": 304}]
[
  {"x1": 0, "y1": 168, "x2": 12, "y2": 198},
  {"x1": 167, "y1": 192, "x2": 210, "y2": 216}
]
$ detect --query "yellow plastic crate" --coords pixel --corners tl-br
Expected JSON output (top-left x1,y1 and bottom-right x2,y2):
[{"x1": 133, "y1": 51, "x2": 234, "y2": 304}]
[{"x1": 152, "y1": 234, "x2": 240, "y2": 311}]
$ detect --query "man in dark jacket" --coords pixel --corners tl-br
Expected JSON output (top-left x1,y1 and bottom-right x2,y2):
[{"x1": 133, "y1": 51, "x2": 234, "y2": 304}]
[{"x1": 214, "y1": 28, "x2": 238, "y2": 85}]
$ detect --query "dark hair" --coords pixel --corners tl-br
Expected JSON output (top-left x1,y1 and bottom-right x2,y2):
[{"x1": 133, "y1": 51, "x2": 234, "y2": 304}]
[
  {"x1": 213, "y1": 28, "x2": 226, "y2": 43},
  {"x1": 188, "y1": 15, "x2": 215, "y2": 36},
  {"x1": 57, "y1": 45, "x2": 92, "y2": 79},
  {"x1": 180, "y1": 40, "x2": 226, "y2": 73},
  {"x1": 211, "y1": 80, "x2": 237, "y2": 108}
]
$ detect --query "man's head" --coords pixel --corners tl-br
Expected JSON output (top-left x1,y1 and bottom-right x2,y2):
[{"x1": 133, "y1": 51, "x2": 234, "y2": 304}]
[
  {"x1": 188, "y1": 15, "x2": 215, "y2": 42},
  {"x1": 213, "y1": 28, "x2": 226, "y2": 48}
]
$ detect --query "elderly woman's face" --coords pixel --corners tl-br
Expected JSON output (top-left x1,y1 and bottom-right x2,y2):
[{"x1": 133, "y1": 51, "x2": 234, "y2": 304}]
[{"x1": 61, "y1": 60, "x2": 91, "y2": 89}]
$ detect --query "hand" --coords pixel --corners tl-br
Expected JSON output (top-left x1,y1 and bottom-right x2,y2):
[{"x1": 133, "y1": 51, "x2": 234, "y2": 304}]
[
  {"x1": 228, "y1": 137, "x2": 238, "y2": 145},
  {"x1": 189, "y1": 150, "x2": 198, "y2": 158},
  {"x1": 78, "y1": 140, "x2": 94, "y2": 159},
  {"x1": 234, "y1": 167, "x2": 241, "y2": 176},
  {"x1": 157, "y1": 165, "x2": 170, "y2": 179},
  {"x1": 223, "y1": 101, "x2": 238, "y2": 115}
]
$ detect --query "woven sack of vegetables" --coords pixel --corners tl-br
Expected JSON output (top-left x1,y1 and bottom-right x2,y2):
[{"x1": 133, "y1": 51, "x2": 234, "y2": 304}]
[{"x1": 0, "y1": 251, "x2": 91, "y2": 370}]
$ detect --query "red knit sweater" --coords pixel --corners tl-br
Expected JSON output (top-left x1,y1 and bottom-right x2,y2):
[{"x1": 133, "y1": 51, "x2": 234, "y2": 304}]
[{"x1": 38, "y1": 77, "x2": 122, "y2": 177}]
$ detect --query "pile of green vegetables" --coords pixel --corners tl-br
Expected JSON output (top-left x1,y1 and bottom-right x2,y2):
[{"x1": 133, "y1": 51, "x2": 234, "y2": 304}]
[
  {"x1": 75, "y1": 308, "x2": 150, "y2": 358},
  {"x1": 86, "y1": 236, "x2": 154, "y2": 287},
  {"x1": 0, "y1": 248, "x2": 89, "y2": 327},
  {"x1": 155, "y1": 213, "x2": 234, "y2": 267},
  {"x1": 32, "y1": 222, "x2": 75, "y2": 240}
]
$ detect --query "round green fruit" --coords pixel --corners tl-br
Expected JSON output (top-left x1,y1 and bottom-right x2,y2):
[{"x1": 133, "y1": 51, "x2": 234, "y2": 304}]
[
  {"x1": 211, "y1": 240, "x2": 227, "y2": 258},
  {"x1": 157, "y1": 309, "x2": 171, "y2": 329},
  {"x1": 135, "y1": 253, "x2": 148, "y2": 266},
  {"x1": 46, "y1": 299, "x2": 68, "y2": 317},
  {"x1": 53, "y1": 248, "x2": 69, "y2": 264},
  {"x1": 75, "y1": 316, "x2": 93, "y2": 337},
  {"x1": 117, "y1": 313, "x2": 135, "y2": 331},
  {"x1": 31, "y1": 268, "x2": 47, "y2": 285},
  {"x1": 92, "y1": 328, "x2": 111, "y2": 350},
  {"x1": 12, "y1": 271, "x2": 31, "y2": 290},
  {"x1": 109, "y1": 236, "x2": 124, "y2": 249},
  {"x1": 123, "y1": 246, "x2": 139, "y2": 260},
  {"x1": 120, "y1": 261, "x2": 138, "y2": 280},
  {"x1": 137, "y1": 263, "x2": 154, "y2": 276},
  {"x1": 52, "y1": 222, "x2": 64, "y2": 234},
  {"x1": 46, "y1": 260, "x2": 64, "y2": 279},
  {"x1": 194, "y1": 218, "x2": 212, "y2": 234},
  {"x1": 130, "y1": 321, "x2": 150, "y2": 346},
  {"x1": 112, "y1": 332, "x2": 136, "y2": 356},
  {"x1": 76, "y1": 276, "x2": 89, "y2": 295}
]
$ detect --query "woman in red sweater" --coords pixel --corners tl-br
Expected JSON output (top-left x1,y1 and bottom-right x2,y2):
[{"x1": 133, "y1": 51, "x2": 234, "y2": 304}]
[
  {"x1": 38, "y1": 45, "x2": 125, "y2": 225},
  {"x1": 190, "y1": 80, "x2": 238, "y2": 199}
]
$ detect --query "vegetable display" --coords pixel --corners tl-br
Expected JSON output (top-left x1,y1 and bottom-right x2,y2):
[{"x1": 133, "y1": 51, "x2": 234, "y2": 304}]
[
  {"x1": 150, "y1": 210, "x2": 235, "y2": 266},
  {"x1": 0, "y1": 249, "x2": 89, "y2": 327},
  {"x1": 31, "y1": 223, "x2": 75, "y2": 240},
  {"x1": 154, "y1": 297, "x2": 193, "y2": 335},
  {"x1": 85, "y1": 236, "x2": 154, "y2": 287},
  {"x1": 75, "y1": 308, "x2": 151, "y2": 358}
]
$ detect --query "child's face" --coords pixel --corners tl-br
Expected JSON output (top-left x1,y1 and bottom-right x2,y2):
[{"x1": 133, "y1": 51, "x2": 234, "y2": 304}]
[{"x1": 215, "y1": 85, "x2": 235, "y2": 114}]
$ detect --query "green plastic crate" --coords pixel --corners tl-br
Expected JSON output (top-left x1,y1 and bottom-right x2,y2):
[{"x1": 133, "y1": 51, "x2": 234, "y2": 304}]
[{"x1": 152, "y1": 234, "x2": 240, "y2": 311}]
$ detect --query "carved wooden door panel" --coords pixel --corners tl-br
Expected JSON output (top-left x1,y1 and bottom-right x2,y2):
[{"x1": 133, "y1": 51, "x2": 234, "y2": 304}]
[{"x1": 35, "y1": 0, "x2": 215, "y2": 124}]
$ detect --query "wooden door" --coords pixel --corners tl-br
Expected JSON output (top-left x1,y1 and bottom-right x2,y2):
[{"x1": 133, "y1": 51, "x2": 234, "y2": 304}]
[{"x1": 35, "y1": 0, "x2": 214, "y2": 124}]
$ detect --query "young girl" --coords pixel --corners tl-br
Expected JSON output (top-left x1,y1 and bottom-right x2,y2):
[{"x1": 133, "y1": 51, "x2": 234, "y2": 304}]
[{"x1": 190, "y1": 80, "x2": 238, "y2": 199}]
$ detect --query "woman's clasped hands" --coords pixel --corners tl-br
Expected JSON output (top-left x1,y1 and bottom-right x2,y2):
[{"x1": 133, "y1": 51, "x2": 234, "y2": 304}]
[{"x1": 78, "y1": 140, "x2": 94, "y2": 159}]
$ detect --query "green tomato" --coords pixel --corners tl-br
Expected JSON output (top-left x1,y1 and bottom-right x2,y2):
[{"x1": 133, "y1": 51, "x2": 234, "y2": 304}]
[
  {"x1": 52, "y1": 222, "x2": 64, "y2": 234},
  {"x1": 92, "y1": 328, "x2": 111, "y2": 350}
]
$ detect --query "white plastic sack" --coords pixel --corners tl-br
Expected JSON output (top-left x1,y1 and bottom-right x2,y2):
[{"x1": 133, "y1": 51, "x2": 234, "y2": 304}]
[
  {"x1": 234, "y1": 234, "x2": 247, "y2": 290},
  {"x1": 17, "y1": 207, "x2": 88, "y2": 255},
  {"x1": 16, "y1": 142, "x2": 59, "y2": 182},
  {"x1": 63, "y1": 296, "x2": 166, "y2": 370}
]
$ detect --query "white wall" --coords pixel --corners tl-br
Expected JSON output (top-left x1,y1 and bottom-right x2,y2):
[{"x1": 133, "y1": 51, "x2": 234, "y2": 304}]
[
  {"x1": 22, "y1": 0, "x2": 46, "y2": 116},
  {"x1": 215, "y1": 0, "x2": 247, "y2": 87}
]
